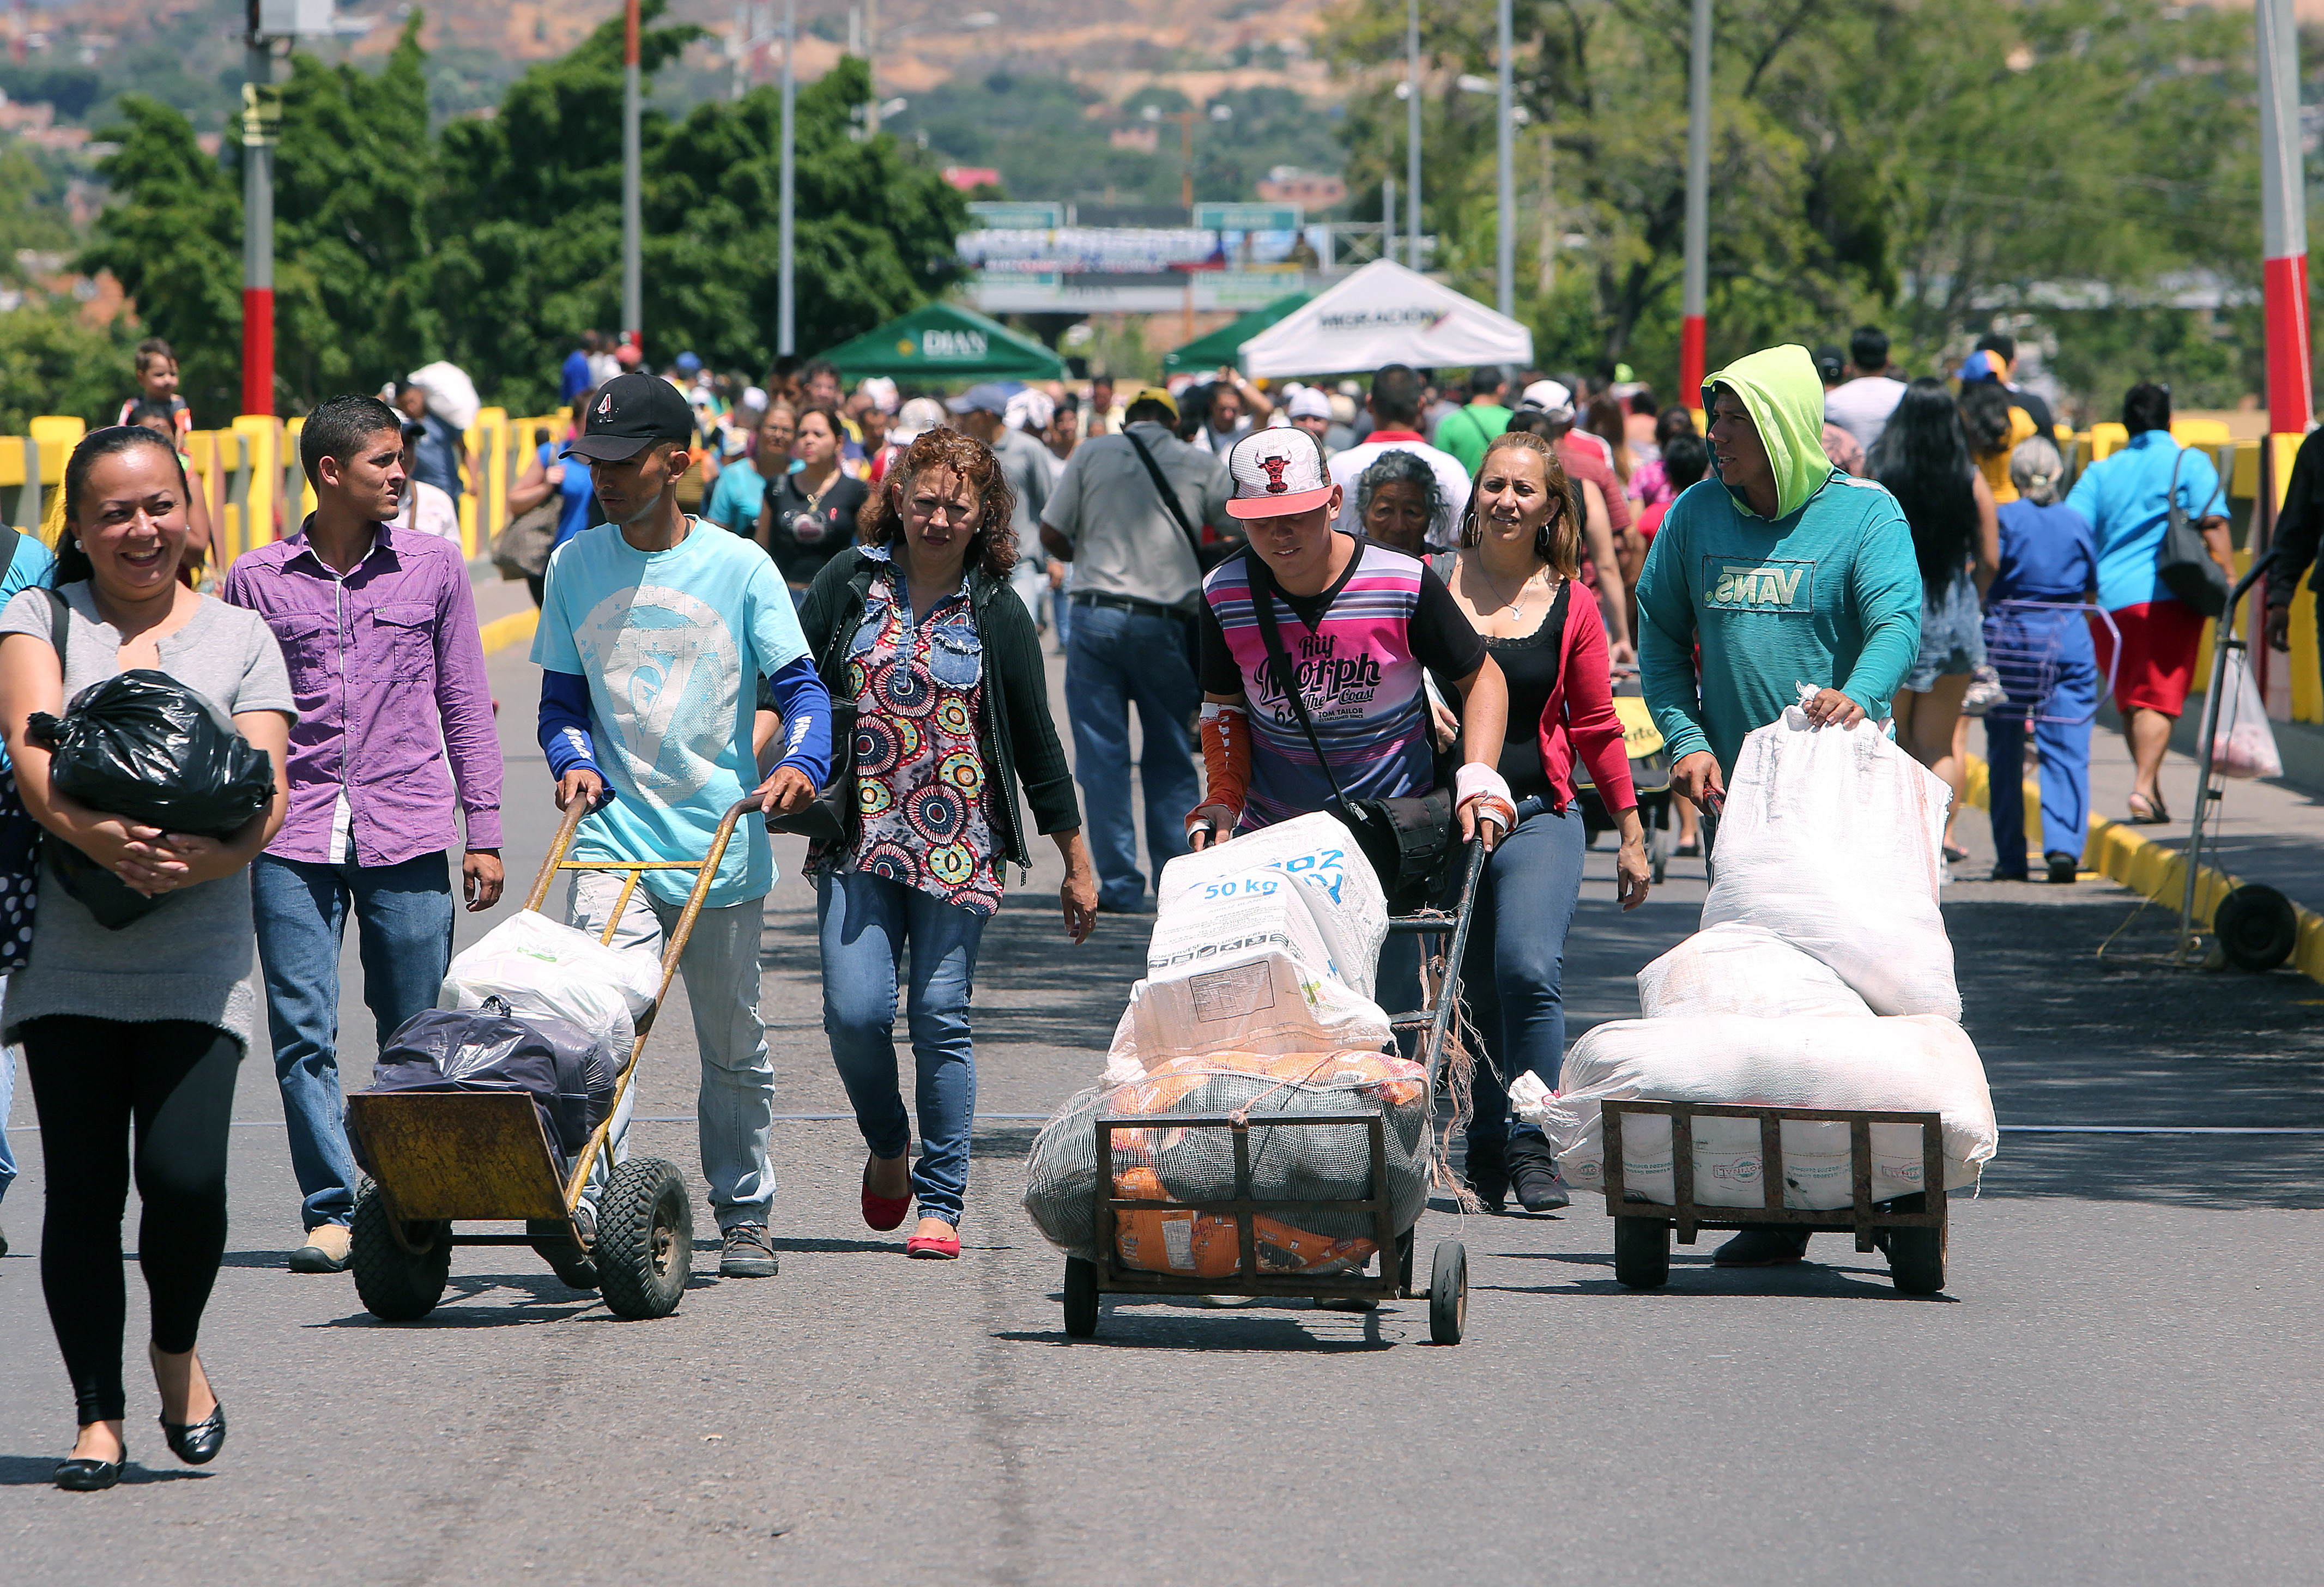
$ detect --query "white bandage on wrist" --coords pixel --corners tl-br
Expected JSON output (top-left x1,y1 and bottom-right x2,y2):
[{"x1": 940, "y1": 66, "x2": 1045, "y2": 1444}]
[
  {"x1": 1455, "y1": 762, "x2": 1514, "y2": 810},
  {"x1": 1199, "y1": 701, "x2": 1248, "y2": 723}
]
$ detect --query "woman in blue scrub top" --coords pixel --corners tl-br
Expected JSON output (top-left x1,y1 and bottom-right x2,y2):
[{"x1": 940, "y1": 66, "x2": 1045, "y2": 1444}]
[{"x1": 1983, "y1": 436, "x2": 2099, "y2": 883}]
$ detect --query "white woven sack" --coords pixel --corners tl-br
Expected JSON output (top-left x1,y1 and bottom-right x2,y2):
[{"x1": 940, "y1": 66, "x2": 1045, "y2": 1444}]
[
  {"x1": 407, "y1": 360, "x2": 481, "y2": 431},
  {"x1": 1637, "y1": 922, "x2": 1872, "y2": 1020},
  {"x1": 440, "y1": 910, "x2": 662, "y2": 1074},
  {"x1": 1702, "y1": 695, "x2": 1960, "y2": 1019},
  {"x1": 1509, "y1": 1011, "x2": 1996, "y2": 1210},
  {"x1": 1151, "y1": 811, "x2": 1387, "y2": 998}
]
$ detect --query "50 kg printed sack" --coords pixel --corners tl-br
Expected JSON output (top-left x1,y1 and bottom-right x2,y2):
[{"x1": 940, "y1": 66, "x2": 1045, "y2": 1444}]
[
  {"x1": 440, "y1": 910, "x2": 662, "y2": 1075},
  {"x1": 1702, "y1": 694, "x2": 1960, "y2": 1019},
  {"x1": 1150, "y1": 813, "x2": 1387, "y2": 997},
  {"x1": 1637, "y1": 922, "x2": 1872, "y2": 1020},
  {"x1": 1508, "y1": 1013, "x2": 1996, "y2": 1209},
  {"x1": 1023, "y1": 1050, "x2": 1429, "y2": 1270}
]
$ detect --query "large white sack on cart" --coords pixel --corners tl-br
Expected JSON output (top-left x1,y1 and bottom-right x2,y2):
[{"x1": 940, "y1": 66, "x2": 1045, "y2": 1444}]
[
  {"x1": 1509, "y1": 1013, "x2": 1996, "y2": 1209},
  {"x1": 1024, "y1": 1049, "x2": 1430, "y2": 1270},
  {"x1": 1150, "y1": 811, "x2": 1387, "y2": 997},
  {"x1": 440, "y1": 910, "x2": 662, "y2": 1074},
  {"x1": 1637, "y1": 922, "x2": 1872, "y2": 1021},
  {"x1": 1702, "y1": 690, "x2": 1960, "y2": 1019},
  {"x1": 1104, "y1": 960, "x2": 1393, "y2": 1082}
]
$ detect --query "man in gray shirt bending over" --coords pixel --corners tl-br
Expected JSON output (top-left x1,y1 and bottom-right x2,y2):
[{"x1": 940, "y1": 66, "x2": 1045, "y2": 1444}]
[{"x1": 1039, "y1": 386, "x2": 1235, "y2": 913}]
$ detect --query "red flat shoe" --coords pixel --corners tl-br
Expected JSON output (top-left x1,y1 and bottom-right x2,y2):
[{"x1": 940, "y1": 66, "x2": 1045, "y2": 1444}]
[
  {"x1": 905, "y1": 1231, "x2": 960, "y2": 1259},
  {"x1": 861, "y1": 1156, "x2": 911, "y2": 1232}
]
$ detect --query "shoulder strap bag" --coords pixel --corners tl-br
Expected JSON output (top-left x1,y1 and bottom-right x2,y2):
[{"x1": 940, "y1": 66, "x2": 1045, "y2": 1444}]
[
  {"x1": 2155, "y1": 444, "x2": 2230, "y2": 620},
  {"x1": 1124, "y1": 427, "x2": 1239, "y2": 575},
  {"x1": 763, "y1": 564, "x2": 868, "y2": 850},
  {"x1": 1244, "y1": 563, "x2": 1452, "y2": 911}
]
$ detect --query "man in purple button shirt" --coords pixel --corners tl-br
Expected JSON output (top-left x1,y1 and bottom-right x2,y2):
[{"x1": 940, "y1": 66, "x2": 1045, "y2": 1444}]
[{"x1": 223, "y1": 395, "x2": 505, "y2": 1274}]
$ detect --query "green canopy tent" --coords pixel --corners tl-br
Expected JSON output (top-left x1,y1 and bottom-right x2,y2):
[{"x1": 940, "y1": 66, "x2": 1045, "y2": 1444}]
[
  {"x1": 816, "y1": 302, "x2": 1066, "y2": 384},
  {"x1": 1161, "y1": 292, "x2": 1313, "y2": 374}
]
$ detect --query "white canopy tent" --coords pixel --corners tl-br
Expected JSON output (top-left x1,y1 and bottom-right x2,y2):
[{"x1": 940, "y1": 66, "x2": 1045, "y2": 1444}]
[{"x1": 1234, "y1": 259, "x2": 1535, "y2": 379}]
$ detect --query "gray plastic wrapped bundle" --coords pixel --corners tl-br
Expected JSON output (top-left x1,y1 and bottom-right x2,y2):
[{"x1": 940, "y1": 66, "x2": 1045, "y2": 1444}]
[{"x1": 1022, "y1": 1050, "x2": 1431, "y2": 1278}]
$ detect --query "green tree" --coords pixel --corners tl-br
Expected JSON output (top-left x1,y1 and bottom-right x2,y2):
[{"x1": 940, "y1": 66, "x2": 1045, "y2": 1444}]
[{"x1": 0, "y1": 299, "x2": 143, "y2": 433}]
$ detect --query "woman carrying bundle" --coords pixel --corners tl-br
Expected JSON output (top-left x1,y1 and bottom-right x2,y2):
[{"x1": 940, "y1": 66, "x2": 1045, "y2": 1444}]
[{"x1": 0, "y1": 425, "x2": 294, "y2": 1489}]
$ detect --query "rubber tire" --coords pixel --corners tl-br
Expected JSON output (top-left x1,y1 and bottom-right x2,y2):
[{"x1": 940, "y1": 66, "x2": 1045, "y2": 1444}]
[
  {"x1": 2214, "y1": 884, "x2": 2299, "y2": 973},
  {"x1": 526, "y1": 1218, "x2": 600, "y2": 1293},
  {"x1": 1063, "y1": 1256, "x2": 1099, "y2": 1339},
  {"x1": 1613, "y1": 1215, "x2": 1671, "y2": 1289},
  {"x1": 596, "y1": 1158, "x2": 694, "y2": 1320},
  {"x1": 349, "y1": 1185, "x2": 450, "y2": 1322},
  {"x1": 1886, "y1": 1226, "x2": 1946, "y2": 1295},
  {"x1": 1428, "y1": 1240, "x2": 1468, "y2": 1344}
]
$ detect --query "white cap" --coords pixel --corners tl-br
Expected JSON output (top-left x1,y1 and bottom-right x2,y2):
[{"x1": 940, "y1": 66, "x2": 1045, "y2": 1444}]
[
  {"x1": 1225, "y1": 429, "x2": 1334, "y2": 519},
  {"x1": 888, "y1": 396, "x2": 948, "y2": 449},
  {"x1": 1518, "y1": 379, "x2": 1573, "y2": 417},
  {"x1": 858, "y1": 375, "x2": 901, "y2": 414},
  {"x1": 1005, "y1": 387, "x2": 1055, "y2": 432},
  {"x1": 1286, "y1": 386, "x2": 1333, "y2": 421}
]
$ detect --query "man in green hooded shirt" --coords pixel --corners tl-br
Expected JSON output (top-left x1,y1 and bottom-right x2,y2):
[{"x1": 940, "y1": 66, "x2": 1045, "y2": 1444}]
[
  {"x1": 1634, "y1": 342, "x2": 1923, "y2": 1268},
  {"x1": 1637, "y1": 342, "x2": 1922, "y2": 808}
]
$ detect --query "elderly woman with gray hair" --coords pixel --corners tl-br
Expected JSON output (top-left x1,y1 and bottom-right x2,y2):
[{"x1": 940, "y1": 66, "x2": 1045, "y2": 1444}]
[
  {"x1": 1983, "y1": 436, "x2": 2099, "y2": 883},
  {"x1": 1352, "y1": 449, "x2": 1445, "y2": 558}
]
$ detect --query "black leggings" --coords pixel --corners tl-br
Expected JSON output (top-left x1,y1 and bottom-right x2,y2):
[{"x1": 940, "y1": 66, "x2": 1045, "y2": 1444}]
[{"x1": 22, "y1": 1016, "x2": 240, "y2": 1425}]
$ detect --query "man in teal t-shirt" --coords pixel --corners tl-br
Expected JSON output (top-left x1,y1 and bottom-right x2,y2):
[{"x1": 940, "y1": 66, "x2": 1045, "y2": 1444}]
[
  {"x1": 1633, "y1": 342, "x2": 1921, "y2": 1270},
  {"x1": 534, "y1": 373, "x2": 831, "y2": 1279}
]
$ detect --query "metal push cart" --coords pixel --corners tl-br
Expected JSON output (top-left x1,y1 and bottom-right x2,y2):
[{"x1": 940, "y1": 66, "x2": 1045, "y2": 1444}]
[
  {"x1": 343, "y1": 796, "x2": 761, "y2": 1323},
  {"x1": 1577, "y1": 688, "x2": 1676, "y2": 883},
  {"x1": 1598, "y1": 1100, "x2": 1949, "y2": 1295},
  {"x1": 1058, "y1": 840, "x2": 1490, "y2": 1345}
]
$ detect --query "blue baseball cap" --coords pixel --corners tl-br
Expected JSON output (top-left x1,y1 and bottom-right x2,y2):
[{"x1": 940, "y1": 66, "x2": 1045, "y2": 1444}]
[
  {"x1": 946, "y1": 383, "x2": 1012, "y2": 417},
  {"x1": 674, "y1": 351, "x2": 703, "y2": 375}
]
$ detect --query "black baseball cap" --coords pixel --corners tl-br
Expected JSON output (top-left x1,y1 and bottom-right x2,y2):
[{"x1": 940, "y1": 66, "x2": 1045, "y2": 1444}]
[{"x1": 562, "y1": 373, "x2": 695, "y2": 462}]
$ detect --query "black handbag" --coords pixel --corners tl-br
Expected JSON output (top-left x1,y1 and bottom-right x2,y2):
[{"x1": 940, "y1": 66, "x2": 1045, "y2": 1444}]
[
  {"x1": 1245, "y1": 565, "x2": 1453, "y2": 909},
  {"x1": 762, "y1": 699, "x2": 855, "y2": 848},
  {"x1": 2155, "y1": 445, "x2": 2230, "y2": 620}
]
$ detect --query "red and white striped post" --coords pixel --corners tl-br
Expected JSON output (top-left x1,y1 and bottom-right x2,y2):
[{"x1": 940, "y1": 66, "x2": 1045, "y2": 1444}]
[
  {"x1": 2258, "y1": 0, "x2": 2310, "y2": 437},
  {"x1": 1679, "y1": 0, "x2": 1710, "y2": 408},
  {"x1": 240, "y1": 0, "x2": 274, "y2": 417}
]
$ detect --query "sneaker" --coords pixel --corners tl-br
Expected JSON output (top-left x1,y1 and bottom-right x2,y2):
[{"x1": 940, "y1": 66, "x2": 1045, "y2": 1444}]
[
  {"x1": 718, "y1": 1223, "x2": 780, "y2": 1278},
  {"x1": 1506, "y1": 1135, "x2": 1571, "y2": 1213},
  {"x1": 288, "y1": 1222, "x2": 353, "y2": 1274},
  {"x1": 2045, "y1": 851, "x2": 2080, "y2": 885},
  {"x1": 1711, "y1": 1226, "x2": 1811, "y2": 1266}
]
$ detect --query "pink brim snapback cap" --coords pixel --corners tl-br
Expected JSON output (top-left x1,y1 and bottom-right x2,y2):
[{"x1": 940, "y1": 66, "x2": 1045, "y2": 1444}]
[{"x1": 1224, "y1": 429, "x2": 1334, "y2": 519}]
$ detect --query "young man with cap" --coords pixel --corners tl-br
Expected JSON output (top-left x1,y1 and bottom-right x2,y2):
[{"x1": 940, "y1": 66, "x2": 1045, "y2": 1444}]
[
  {"x1": 1038, "y1": 386, "x2": 1236, "y2": 912},
  {"x1": 1634, "y1": 343, "x2": 1920, "y2": 1268},
  {"x1": 534, "y1": 372, "x2": 835, "y2": 1279},
  {"x1": 1284, "y1": 386, "x2": 1336, "y2": 458},
  {"x1": 224, "y1": 393, "x2": 504, "y2": 1274},
  {"x1": 1186, "y1": 429, "x2": 1516, "y2": 1011},
  {"x1": 1327, "y1": 364, "x2": 1474, "y2": 550}
]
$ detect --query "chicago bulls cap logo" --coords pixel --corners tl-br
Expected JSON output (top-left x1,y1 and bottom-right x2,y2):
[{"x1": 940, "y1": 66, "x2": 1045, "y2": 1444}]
[{"x1": 1260, "y1": 455, "x2": 1291, "y2": 493}]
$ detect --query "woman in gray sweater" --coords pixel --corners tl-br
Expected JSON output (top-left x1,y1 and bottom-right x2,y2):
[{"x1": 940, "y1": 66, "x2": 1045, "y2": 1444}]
[{"x1": 0, "y1": 425, "x2": 293, "y2": 1490}]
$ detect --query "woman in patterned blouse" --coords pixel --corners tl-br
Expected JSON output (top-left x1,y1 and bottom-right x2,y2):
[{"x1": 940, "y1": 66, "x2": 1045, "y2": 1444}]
[{"x1": 797, "y1": 428, "x2": 1098, "y2": 1259}]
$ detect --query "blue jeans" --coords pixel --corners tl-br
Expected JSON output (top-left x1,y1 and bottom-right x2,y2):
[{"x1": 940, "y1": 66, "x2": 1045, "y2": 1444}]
[
  {"x1": 252, "y1": 852, "x2": 455, "y2": 1230},
  {"x1": 1064, "y1": 602, "x2": 1201, "y2": 910},
  {"x1": 816, "y1": 867, "x2": 989, "y2": 1225},
  {"x1": 1460, "y1": 801, "x2": 1587, "y2": 1147}
]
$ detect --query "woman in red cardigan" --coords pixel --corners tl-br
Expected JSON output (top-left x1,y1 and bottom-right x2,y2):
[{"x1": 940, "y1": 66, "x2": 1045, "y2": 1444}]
[{"x1": 1433, "y1": 431, "x2": 1651, "y2": 1213}]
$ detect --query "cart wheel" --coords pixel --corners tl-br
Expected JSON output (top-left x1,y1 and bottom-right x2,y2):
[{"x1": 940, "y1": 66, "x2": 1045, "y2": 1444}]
[
  {"x1": 1427, "y1": 1241, "x2": 1468, "y2": 1344},
  {"x1": 349, "y1": 1184, "x2": 450, "y2": 1322},
  {"x1": 597, "y1": 1158, "x2": 694, "y2": 1320},
  {"x1": 1885, "y1": 1227, "x2": 1946, "y2": 1295},
  {"x1": 1062, "y1": 1257, "x2": 1100, "y2": 1338},
  {"x1": 526, "y1": 1217, "x2": 600, "y2": 1293},
  {"x1": 1613, "y1": 1215, "x2": 1671, "y2": 1289}
]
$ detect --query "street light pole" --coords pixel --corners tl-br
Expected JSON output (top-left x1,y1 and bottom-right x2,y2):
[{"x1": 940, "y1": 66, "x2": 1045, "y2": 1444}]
[
  {"x1": 622, "y1": 0, "x2": 643, "y2": 358},
  {"x1": 864, "y1": 0, "x2": 880, "y2": 135},
  {"x1": 2258, "y1": 0, "x2": 2310, "y2": 437},
  {"x1": 240, "y1": 0, "x2": 273, "y2": 416},
  {"x1": 1680, "y1": 0, "x2": 1710, "y2": 409},
  {"x1": 1496, "y1": 0, "x2": 1514, "y2": 316},
  {"x1": 1405, "y1": 0, "x2": 1421, "y2": 270},
  {"x1": 779, "y1": 0, "x2": 796, "y2": 356}
]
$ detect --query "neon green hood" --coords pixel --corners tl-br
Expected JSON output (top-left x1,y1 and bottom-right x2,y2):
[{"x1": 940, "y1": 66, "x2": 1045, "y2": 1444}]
[{"x1": 1704, "y1": 343, "x2": 1835, "y2": 521}]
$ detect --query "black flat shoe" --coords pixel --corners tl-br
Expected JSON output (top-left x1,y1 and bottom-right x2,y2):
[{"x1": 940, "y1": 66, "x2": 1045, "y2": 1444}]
[
  {"x1": 1506, "y1": 1134, "x2": 1571, "y2": 1213},
  {"x1": 160, "y1": 1403, "x2": 226, "y2": 1465},
  {"x1": 2045, "y1": 850, "x2": 2081, "y2": 884},
  {"x1": 54, "y1": 1452, "x2": 124, "y2": 1491},
  {"x1": 1461, "y1": 1137, "x2": 1508, "y2": 1213}
]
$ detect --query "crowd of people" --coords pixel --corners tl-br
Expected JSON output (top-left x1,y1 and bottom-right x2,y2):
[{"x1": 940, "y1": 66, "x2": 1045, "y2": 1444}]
[{"x1": 0, "y1": 308, "x2": 2265, "y2": 1489}]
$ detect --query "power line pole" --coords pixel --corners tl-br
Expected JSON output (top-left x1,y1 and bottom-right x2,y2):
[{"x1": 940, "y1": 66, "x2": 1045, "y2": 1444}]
[
  {"x1": 779, "y1": 0, "x2": 796, "y2": 356},
  {"x1": 1405, "y1": 0, "x2": 1421, "y2": 270},
  {"x1": 1496, "y1": 0, "x2": 1514, "y2": 316},
  {"x1": 240, "y1": 0, "x2": 274, "y2": 416},
  {"x1": 1680, "y1": 0, "x2": 1710, "y2": 409},
  {"x1": 622, "y1": 0, "x2": 643, "y2": 359}
]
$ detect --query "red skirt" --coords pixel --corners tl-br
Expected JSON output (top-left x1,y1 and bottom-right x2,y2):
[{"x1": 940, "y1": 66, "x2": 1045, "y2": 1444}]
[{"x1": 2092, "y1": 599, "x2": 2206, "y2": 717}]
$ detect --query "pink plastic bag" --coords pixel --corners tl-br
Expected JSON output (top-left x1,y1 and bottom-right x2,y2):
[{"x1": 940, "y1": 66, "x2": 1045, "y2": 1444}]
[{"x1": 2211, "y1": 650, "x2": 2283, "y2": 780}]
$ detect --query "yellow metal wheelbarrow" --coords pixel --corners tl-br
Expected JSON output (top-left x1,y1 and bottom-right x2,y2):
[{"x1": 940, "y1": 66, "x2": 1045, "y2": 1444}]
[{"x1": 343, "y1": 795, "x2": 760, "y2": 1323}]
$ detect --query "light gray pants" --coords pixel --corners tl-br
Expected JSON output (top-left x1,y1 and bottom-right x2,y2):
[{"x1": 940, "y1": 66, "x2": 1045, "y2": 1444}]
[{"x1": 568, "y1": 873, "x2": 774, "y2": 1232}]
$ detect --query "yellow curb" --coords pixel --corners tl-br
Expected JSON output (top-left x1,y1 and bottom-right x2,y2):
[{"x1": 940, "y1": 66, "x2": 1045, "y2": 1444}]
[
  {"x1": 479, "y1": 608, "x2": 537, "y2": 657},
  {"x1": 1964, "y1": 753, "x2": 2324, "y2": 984}
]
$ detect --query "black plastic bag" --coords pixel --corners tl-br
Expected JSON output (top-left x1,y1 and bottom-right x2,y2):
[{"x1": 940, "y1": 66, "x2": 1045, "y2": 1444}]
[
  {"x1": 27, "y1": 670, "x2": 275, "y2": 929},
  {"x1": 347, "y1": 998, "x2": 616, "y2": 1176}
]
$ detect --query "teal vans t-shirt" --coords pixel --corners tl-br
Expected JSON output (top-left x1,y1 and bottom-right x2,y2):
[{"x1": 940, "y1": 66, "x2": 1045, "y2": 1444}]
[{"x1": 532, "y1": 518, "x2": 809, "y2": 906}]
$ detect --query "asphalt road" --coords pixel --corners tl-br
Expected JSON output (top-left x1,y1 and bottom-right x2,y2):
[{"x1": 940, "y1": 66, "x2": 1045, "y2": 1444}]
[{"x1": 4, "y1": 632, "x2": 2322, "y2": 1586}]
